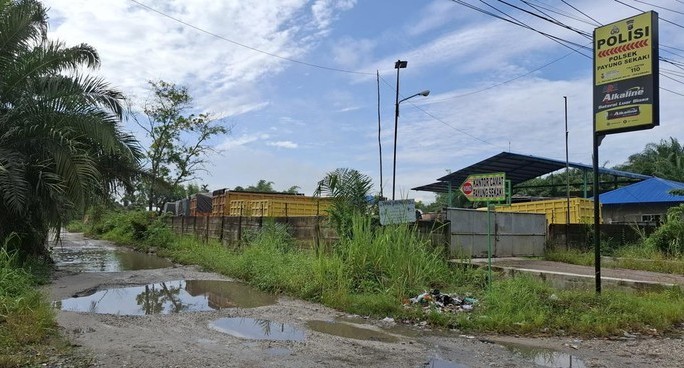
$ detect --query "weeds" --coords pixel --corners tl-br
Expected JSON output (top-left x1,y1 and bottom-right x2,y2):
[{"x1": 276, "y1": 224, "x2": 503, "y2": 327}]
[
  {"x1": 0, "y1": 239, "x2": 59, "y2": 366},
  {"x1": 92, "y1": 210, "x2": 684, "y2": 337}
]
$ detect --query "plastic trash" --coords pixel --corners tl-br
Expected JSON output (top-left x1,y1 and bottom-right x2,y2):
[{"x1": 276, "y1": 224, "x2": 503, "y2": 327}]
[
  {"x1": 463, "y1": 297, "x2": 478, "y2": 305},
  {"x1": 406, "y1": 290, "x2": 476, "y2": 313}
]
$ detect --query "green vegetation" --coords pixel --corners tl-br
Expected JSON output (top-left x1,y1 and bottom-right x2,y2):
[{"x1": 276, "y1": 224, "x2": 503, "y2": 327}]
[
  {"x1": 314, "y1": 168, "x2": 374, "y2": 237},
  {"x1": 233, "y1": 179, "x2": 300, "y2": 194},
  {"x1": 0, "y1": 0, "x2": 142, "y2": 257},
  {"x1": 81, "y1": 209, "x2": 684, "y2": 337},
  {"x1": 0, "y1": 237, "x2": 84, "y2": 367},
  {"x1": 462, "y1": 275, "x2": 684, "y2": 336},
  {"x1": 130, "y1": 80, "x2": 228, "y2": 212},
  {"x1": 645, "y1": 204, "x2": 684, "y2": 256},
  {"x1": 546, "y1": 204, "x2": 684, "y2": 275},
  {"x1": 615, "y1": 137, "x2": 684, "y2": 182}
]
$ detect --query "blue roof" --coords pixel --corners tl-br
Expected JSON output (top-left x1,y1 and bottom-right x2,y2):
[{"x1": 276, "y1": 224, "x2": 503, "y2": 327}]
[{"x1": 599, "y1": 177, "x2": 684, "y2": 204}]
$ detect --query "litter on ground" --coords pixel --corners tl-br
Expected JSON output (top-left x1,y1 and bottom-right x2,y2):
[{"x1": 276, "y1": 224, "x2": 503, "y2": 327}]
[{"x1": 405, "y1": 289, "x2": 477, "y2": 313}]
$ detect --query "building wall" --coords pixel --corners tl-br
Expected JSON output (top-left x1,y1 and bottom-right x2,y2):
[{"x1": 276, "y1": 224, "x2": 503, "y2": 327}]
[{"x1": 602, "y1": 203, "x2": 675, "y2": 225}]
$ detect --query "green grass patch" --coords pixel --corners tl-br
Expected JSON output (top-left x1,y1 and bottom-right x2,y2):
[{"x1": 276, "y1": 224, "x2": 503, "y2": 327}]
[
  {"x1": 65, "y1": 220, "x2": 87, "y2": 233},
  {"x1": 460, "y1": 275, "x2": 684, "y2": 336},
  {"x1": 0, "y1": 245, "x2": 79, "y2": 367},
  {"x1": 546, "y1": 246, "x2": 684, "y2": 275}
]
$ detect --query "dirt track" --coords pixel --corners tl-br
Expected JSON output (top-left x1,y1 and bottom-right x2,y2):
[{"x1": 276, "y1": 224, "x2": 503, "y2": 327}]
[{"x1": 44, "y1": 233, "x2": 684, "y2": 368}]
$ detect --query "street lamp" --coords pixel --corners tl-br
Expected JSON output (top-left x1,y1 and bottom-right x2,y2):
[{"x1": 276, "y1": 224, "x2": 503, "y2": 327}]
[{"x1": 392, "y1": 60, "x2": 429, "y2": 200}]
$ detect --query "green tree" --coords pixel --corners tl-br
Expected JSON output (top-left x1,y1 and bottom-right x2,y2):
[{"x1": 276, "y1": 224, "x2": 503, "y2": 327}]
[
  {"x1": 314, "y1": 168, "x2": 373, "y2": 237},
  {"x1": 615, "y1": 137, "x2": 684, "y2": 182},
  {"x1": 415, "y1": 191, "x2": 470, "y2": 212},
  {"x1": 136, "y1": 80, "x2": 228, "y2": 212},
  {"x1": 245, "y1": 179, "x2": 276, "y2": 192},
  {"x1": 284, "y1": 185, "x2": 300, "y2": 194},
  {"x1": 0, "y1": 0, "x2": 142, "y2": 256},
  {"x1": 234, "y1": 180, "x2": 300, "y2": 194}
]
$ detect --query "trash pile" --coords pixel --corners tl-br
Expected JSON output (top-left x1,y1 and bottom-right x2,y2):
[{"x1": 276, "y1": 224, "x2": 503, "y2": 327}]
[{"x1": 405, "y1": 289, "x2": 477, "y2": 313}]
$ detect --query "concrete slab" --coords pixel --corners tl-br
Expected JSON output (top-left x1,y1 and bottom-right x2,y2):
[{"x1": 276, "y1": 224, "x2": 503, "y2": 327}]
[{"x1": 453, "y1": 258, "x2": 684, "y2": 291}]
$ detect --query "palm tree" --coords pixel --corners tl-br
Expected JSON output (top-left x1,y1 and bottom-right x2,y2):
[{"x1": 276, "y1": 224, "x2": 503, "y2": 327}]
[
  {"x1": 0, "y1": 0, "x2": 142, "y2": 256},
  {"x1": 314, "y1": 168, "x2": 373, "y2": 237},
  {"x1": 616, "y1": 138, "x2": 684, "y2": 182}
]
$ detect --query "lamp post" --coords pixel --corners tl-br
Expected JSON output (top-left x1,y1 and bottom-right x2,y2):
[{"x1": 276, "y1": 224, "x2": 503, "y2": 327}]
[{"x1": 392, "y1": 60, "x2": 429, "y2": 200}]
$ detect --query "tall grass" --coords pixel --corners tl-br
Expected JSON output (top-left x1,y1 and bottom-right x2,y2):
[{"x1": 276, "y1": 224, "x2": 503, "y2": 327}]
[
  {"x1": 163, "y1": 217, "x2": 463, "y2": 316},
  {"x1": 0, "y1": 242, "x2": 57, "y2": 367},
  {"x1": 92, "y1": 210, "x2": 684, "y2": 336},
  {"x1": 337, "y1": 216, "x2": 451, "y2": 298},
  {"x1": 464, "y1": 275, "x2": 684, "y2": 336}
]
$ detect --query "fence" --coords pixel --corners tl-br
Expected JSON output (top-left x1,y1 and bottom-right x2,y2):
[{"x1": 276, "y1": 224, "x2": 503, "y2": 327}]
[
  {"x1": 166, "y1": 215, "x2": 338, "y2": 249},
  {"x1": 547, "y1": 223, "x2": 658, "y2": 250},
  {"x1": 447, "y1": 208, "x2": 547, "y2": 257}
]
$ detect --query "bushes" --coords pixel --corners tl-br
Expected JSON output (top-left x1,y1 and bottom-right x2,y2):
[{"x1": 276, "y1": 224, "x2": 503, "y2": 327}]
[
  {"x1": 646, "y1": 204, "x2": 684, "y2": 256},
  {"x1": 86, "y1": 210, "x2": 173, "y2": 249}
]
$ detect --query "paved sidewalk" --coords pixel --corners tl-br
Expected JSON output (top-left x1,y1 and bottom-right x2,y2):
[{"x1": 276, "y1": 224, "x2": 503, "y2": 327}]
[{"x1": 466, "y1": 257, "x2": 684, "y2": 289}]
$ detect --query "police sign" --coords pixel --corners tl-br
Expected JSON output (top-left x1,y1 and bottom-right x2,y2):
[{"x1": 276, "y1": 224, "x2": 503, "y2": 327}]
[{"x1": 594, "y1": 11, "x2": 659, "y2": 135}]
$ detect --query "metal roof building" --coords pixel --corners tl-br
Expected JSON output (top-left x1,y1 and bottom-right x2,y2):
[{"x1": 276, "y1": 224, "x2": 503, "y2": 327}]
[
  {"x1": 598, "y1": 177, "x2": 684, "y2": 224},
  {"x1": 413, "y1": 151, "x2": 650, "y2": 194},
  {"x1": 599, "y1": 177, "x2": 684, "y2": 204}
]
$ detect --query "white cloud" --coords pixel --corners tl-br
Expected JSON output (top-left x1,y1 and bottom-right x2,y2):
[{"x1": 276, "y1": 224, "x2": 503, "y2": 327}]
[
  {"x1": 42, "y1": 0, "x2": 352, "y2": 116},
  {"x1": 217, "y1": 133, "x2": 270, "y2": 151},
  {"x1": 267, "y1": 141, "x2": 299, "y2": 149},
  {"x1": 311, "y1": 0, "x2": 356, "y2": 31},
  {"x1": 330, "y1": 37, "x2": 376, "y2": 67},
  {"x1": 406, "y1": 0, "x2": 470, "y2": 36}
]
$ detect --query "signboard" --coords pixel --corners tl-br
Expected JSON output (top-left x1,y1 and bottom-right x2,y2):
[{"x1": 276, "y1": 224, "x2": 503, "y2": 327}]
[
  {"x1": 460, "y1": 173, "x2": 506, "y2": 202},
  {"x1": 594, "y1": 11, "x2": 659, "y2": 135},
  {"x1": 378, "y1": 199, "x2": 416, "y2": 225}
]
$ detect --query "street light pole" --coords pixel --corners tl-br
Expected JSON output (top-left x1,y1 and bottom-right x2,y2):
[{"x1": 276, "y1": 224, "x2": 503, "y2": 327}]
[
  {"x1": 391, "y1": 60, "x2": 430, "y2": 201},
  {"x1": 392, "y1": 60, "x2": 407, "y2": 201}
]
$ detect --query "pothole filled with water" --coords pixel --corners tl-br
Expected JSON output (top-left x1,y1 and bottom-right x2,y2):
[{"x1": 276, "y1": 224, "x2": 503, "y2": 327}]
[
  {"x1": 423, "y1": 358, "x2": 469, "y2": 368},
  {"x1": 55, "y1": 279, "x2": 277, "y2": 315},
  {"x1": 501, "y1": 342, "x2": 587, "y2": 368},
  {"x1": 306, "y1": 320, "x2": 399, "y2": 343},
  {"x1": 51, "y1": 243, "x2": 173, "y2": 272},
  {"x1": 209, "y1": 317, "x2": 306, "y2": 341}
]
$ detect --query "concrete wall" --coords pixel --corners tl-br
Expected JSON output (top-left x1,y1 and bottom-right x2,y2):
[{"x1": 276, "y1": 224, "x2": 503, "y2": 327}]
[
  {"x1": 602, "y1": 203, "x2": 672, "y2": 225},
  {"x1": 446, "y1": 208, "x2": 546, "y2": 257},
  {"x1": 166, "y1": 216, "x2": 338, "y2": 249}
]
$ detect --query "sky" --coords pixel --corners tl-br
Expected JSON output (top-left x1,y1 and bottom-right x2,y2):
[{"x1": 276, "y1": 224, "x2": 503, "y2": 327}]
[{"x1": 41, "y1": 0, "x2": 684, "y2": 202}]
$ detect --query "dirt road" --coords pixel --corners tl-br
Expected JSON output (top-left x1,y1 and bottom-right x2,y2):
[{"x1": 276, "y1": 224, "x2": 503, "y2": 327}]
[{"x1": 44, "y1": 233, "x2": 684, "y2": 368}]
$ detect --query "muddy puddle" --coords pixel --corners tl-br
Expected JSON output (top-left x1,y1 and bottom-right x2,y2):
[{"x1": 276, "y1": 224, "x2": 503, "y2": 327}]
[
  {"x1": 424, "y1": 358, "x2": 469, "y2": 368},
  {"x1": 306, "y1": 319, "x2": 400, "y2": 343},
  {"x1": 501, "y1": 342, "x2": 587, "y2": 368},
  {"x1": 209, "y1": 317, "x2": 306, "y2": 341},
  {"x1": 56, "y1": 279, "x2": 277, "y2": 315},
  {"x1": 51, "y1": 243, "x2": 173, "y2": 272}
]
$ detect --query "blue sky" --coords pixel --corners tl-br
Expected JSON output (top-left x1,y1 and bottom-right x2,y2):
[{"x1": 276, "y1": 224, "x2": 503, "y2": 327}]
[{"x1": 43, "y1": 0, "x2": 684, "y2": 202}]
